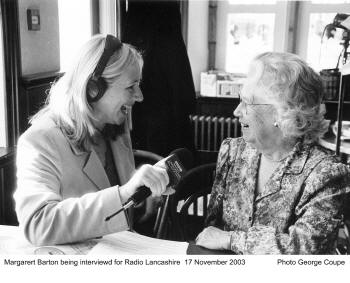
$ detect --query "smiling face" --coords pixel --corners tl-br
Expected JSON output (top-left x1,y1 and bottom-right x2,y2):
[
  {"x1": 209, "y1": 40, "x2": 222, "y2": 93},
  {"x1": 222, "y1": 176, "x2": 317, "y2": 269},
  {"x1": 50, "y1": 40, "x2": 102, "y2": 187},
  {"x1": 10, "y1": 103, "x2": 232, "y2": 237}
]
[
  {"x1": 91, "y1": 63, "x2": 143, "y2": 129},
  {"x1": 233, "y1": 61, "x2": 281, "y2": 151}
]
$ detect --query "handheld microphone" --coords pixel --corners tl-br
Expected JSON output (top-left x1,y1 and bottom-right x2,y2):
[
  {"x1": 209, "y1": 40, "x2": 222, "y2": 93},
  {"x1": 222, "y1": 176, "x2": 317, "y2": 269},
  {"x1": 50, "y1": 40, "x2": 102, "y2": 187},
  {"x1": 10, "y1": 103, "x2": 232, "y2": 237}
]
[{"x1": 105, "y1": 148, "x2": 193, "y2": 221}]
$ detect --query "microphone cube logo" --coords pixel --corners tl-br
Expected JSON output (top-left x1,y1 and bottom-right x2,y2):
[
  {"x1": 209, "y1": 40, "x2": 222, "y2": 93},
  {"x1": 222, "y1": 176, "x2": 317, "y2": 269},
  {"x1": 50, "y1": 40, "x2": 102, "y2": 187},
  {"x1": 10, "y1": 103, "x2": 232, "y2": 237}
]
[{"x1": 165, "y1": 154, "x2": 186, "y2": 187}]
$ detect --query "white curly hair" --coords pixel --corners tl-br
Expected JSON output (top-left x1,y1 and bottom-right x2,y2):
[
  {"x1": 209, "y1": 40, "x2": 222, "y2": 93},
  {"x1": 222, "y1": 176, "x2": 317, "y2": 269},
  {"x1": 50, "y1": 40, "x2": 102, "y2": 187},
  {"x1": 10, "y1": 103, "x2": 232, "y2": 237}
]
[{"x1": 252, "y1": 52, "x2": 328, "y2": 144}]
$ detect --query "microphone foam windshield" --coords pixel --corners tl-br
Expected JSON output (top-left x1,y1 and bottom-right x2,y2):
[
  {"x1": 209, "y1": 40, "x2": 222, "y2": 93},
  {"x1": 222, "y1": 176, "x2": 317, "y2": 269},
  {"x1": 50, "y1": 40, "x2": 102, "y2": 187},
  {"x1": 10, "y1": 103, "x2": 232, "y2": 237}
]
[
  {"x1": 166, "y1": 148, "x2": 193, "y2": 187},
  {"x1": 169, "y1": 148, "x2": 193, "y2": 170}
]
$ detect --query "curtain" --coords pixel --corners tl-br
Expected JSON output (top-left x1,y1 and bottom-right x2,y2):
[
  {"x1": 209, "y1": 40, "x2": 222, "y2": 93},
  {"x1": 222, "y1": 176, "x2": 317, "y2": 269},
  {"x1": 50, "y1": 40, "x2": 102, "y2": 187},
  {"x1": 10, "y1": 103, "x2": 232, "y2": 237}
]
[{"x1": 122, "y1": 0, "x2": 196, "y2": 157}]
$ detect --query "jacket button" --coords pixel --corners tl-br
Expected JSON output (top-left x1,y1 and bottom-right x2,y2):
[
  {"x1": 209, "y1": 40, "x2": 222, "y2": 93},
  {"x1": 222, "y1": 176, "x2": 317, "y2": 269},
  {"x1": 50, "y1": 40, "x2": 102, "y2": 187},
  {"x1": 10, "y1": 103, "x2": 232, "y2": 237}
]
[{"x1": 248, "y1": 217, "x2": 252, "y2": 221}]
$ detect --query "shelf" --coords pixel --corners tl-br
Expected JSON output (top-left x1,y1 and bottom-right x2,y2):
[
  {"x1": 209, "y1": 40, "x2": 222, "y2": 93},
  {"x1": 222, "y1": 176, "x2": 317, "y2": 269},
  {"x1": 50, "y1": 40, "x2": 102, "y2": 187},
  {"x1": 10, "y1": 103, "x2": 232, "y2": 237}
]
[
  {"x1": 323, "y1": 100, "x2": 350, "y2": 104},
  {"x1": 319, "y1": 135, "x2": 350, "y2": 155},
  {"x1": 195, "y1": 95, "x2": 239, "y2": 117},
  {"x1": 21, "y1": 71, "x2": 63, "y2": 88},
  {"x1": 341, "y1": 62, "x2": 350, "y2": 76},
  {"x1": 0, "y1": 147, "x2": 15, "y2": 163},
  {"x1": 196, "y1": 95, "x2": 239, "y2": 100}
]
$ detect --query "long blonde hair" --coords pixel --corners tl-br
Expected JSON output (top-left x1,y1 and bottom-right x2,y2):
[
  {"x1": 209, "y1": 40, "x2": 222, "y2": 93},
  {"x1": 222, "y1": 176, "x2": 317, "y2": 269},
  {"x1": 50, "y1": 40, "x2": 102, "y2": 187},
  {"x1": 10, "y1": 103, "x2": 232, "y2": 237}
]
[{"x1": 31, "y1": 34, "x2": 143, "y2": 150}]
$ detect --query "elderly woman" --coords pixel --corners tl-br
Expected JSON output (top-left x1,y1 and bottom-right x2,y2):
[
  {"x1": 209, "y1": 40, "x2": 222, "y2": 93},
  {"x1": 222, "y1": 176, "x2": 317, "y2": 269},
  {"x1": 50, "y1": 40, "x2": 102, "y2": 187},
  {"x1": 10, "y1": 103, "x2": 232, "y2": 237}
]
[
  {"x1": 195, "y1": 52, "x2": 350, "y2": 254},
  {"x1": 14, "y1": 34, "x2": 169, "y2": 246}
]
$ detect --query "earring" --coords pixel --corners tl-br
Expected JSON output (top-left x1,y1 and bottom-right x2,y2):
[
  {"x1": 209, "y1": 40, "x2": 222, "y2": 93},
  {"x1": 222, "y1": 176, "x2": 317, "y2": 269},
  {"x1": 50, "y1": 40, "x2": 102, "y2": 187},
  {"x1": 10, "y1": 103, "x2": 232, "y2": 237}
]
[{"x1": 273, "y1": 122, "x2": 279, "y2": 128}]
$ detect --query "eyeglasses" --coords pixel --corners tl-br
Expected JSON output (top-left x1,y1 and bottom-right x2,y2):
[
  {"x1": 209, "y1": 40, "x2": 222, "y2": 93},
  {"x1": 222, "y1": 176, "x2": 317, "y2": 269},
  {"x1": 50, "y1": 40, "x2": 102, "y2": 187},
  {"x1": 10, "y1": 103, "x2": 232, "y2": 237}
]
[{"x1": 238, "y1": 92, "x2": 272, "y2": 115}]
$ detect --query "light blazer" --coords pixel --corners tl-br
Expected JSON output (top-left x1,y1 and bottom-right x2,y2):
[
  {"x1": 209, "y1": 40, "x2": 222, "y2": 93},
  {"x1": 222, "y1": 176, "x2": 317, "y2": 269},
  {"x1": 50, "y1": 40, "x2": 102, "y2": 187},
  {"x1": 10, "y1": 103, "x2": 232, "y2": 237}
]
[{"x1": 14, "y1": 118, "x2": 135, "y2": 246}]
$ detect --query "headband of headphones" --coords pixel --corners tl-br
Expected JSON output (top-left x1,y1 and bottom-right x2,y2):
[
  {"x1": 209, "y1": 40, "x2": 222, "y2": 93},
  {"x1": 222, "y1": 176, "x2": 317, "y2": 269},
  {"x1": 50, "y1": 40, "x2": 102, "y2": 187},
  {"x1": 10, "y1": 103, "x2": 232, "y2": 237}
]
[{"x1": 87, "y1": 35, "x2": 123, "y2": 103}]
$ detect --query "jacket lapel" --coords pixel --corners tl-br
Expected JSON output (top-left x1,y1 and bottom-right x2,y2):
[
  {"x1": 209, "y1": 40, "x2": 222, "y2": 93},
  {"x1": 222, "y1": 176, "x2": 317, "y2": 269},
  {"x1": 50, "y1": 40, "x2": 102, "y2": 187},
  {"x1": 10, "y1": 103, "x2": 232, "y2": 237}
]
[
  {"x1": 256, "y1": 167, "x2": 284, "y2": 201},
  {"x1": 255, "y1": 141, "x2": 309, "y2": 202},
  {"x1": 241, "y1": 146, "x2": 260, "y2": 205},
  {"x1": 66, "y1": 136, "x2": 110, "y2": 190},
  {"x1": 83, "y1": 150, "x2": 110, "y2": 190},
  {"x1": 64, "y1": 122, "x2": 135, "y2": 188},
  {"x1": 109, "y1": 125, "x2": 135, "y2": 185}
]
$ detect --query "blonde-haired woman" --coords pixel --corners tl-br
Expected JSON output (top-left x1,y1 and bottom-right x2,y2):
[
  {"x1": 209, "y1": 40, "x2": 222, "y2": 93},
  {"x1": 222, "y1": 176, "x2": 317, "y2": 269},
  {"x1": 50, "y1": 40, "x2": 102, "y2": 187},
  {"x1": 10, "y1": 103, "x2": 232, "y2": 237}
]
[
  {"x1": 15, "y1": 34, "x2": 169, "y2": 246},
  {"x1": 196, "y1": 52, "x2": 350, "y2": 254}
]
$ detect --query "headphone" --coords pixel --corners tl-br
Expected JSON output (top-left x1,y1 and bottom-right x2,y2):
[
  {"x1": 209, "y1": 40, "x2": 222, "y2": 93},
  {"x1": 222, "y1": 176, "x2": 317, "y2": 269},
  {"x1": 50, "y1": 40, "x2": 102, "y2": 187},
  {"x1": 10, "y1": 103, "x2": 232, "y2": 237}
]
[{"x1": 86, "y1": 34, "x2": 123, "y2": 103}]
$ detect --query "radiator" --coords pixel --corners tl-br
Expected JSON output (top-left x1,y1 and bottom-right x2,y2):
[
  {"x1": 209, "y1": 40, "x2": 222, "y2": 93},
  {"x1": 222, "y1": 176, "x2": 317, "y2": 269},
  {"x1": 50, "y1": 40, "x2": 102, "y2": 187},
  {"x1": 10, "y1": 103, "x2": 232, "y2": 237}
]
[{"x1": 190, "y1": 115, "x2": 240, "y2": 151}]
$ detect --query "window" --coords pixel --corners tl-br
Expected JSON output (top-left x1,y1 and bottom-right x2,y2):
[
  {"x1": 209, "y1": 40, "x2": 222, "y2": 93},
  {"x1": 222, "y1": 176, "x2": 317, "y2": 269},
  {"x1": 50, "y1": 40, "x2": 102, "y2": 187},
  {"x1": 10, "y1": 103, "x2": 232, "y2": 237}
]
[
  {"x1": 297, "y1": 0, "x2": 350, "y2": 71},
  {"x1": 226, "y1": 13, "x2": 275, "y2": 73},
  {"x1": 216, "y1": 0, "x2": 289, "y2": 73},
  {"x1": 307, "y1": 13, "x2": 339, "y2": 70},
  {"x1": 58, "y1": 0, "x2": 92, "y2": 72},
  {"x1": 215, "y1": 0, "x2": 350, "y2": 74}
]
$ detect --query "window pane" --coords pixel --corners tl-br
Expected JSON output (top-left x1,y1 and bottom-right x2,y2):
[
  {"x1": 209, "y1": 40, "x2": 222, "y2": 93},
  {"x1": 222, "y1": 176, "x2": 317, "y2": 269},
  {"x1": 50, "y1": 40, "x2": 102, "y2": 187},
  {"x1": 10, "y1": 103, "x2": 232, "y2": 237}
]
[
  {"x1": 228, "y1": 0, "x2": 276, "y2": 4},
  {"x1": 58, "y1": 0, "x2": 91, "y2": 72},
  {"x1": 226, "y1": 13, "x2": 275, "y2": 73},
  {"x1": 306, "y1": 13, "x2": 344, "y2": 70},
  {"x1": 311, "y1": 0, "x2": 350, "y2": 4}
]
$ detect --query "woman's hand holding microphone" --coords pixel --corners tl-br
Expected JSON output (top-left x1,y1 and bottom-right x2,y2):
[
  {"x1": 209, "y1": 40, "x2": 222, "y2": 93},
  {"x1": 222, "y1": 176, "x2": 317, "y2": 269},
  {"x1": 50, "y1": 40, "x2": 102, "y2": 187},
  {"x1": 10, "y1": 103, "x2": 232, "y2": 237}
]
[
  {"x1": 106, "y1": 150, "x2": 190, "y2": 221},
  {"x1": 119, "y1": 163, "x2": 169, "y2": 204}
]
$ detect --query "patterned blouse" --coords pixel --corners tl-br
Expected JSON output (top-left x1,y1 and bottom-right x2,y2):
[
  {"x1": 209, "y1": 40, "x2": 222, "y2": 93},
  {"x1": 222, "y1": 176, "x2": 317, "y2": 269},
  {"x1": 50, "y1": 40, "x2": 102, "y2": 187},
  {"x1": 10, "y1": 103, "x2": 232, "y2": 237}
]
[{"x1": 205, "y1": 137, "x2": 350, "y2": 254}]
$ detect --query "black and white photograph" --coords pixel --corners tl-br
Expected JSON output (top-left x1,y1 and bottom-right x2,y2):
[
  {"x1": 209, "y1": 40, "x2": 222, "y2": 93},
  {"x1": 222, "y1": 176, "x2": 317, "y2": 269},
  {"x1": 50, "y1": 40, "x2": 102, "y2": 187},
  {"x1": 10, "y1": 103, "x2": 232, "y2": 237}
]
[{"x1": 0, "y1": 0, "x2": 349, "y2": 282}]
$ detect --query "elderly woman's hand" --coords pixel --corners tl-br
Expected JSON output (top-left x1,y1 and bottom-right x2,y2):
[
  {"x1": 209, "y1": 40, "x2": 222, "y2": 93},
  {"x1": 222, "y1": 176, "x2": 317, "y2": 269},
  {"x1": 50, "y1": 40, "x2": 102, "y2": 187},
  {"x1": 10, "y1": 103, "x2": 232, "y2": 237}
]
[
  {"x1": 196, "y1": 226, "x2": 231, "y2": 250},
  {"x1": 119, "y1": 164, "x2": 169, "y2": 203}
]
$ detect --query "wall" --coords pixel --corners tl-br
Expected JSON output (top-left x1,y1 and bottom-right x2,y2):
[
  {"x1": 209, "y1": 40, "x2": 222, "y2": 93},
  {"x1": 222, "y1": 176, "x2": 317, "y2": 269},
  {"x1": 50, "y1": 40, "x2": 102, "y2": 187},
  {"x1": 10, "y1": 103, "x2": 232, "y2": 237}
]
[
  {"x1": 16, "y1": 0, "x2": 208, "y2": 87},
  {"x1": 187, "y1": 0, "x2": 209, "y2": 92},
  {"x1": 18, "y1": 0, "x2": 60, "y2": 76}
]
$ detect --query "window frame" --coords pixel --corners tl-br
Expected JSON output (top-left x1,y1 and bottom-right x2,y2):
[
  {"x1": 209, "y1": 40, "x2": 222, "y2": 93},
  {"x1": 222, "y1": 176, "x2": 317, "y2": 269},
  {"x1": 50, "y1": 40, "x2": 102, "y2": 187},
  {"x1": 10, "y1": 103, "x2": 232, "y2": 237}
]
[
  {"x1": 0, "y1": 0, "x2": 21, "y2": 148},
  {"x1": 0, "y1": 7, "x2": 6, "y2": 147}
]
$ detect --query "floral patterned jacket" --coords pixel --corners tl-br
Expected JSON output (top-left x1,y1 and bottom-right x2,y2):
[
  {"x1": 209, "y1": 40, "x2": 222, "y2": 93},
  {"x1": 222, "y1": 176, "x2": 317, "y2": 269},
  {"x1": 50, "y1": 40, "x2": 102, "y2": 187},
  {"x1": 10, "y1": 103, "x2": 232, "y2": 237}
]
[{"x1": 205, "y1": 137, "x2": 350, "y2": 254}]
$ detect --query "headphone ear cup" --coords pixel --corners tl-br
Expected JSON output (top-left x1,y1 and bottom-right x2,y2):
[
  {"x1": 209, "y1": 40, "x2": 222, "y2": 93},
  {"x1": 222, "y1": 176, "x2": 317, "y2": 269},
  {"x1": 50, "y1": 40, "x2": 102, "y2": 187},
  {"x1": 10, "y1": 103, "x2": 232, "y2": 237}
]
[{"x1": 87, "y1": 77, "x2": 107, "y2": 103}]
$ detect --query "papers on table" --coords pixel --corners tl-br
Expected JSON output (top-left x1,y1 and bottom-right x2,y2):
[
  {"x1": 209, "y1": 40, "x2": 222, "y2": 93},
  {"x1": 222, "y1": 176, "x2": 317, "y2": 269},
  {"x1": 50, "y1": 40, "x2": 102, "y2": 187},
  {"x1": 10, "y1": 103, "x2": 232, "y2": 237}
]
[
  {"x1": 0, "y1": 225, "x2": 188, "y2": 255},
  {"x1": 33, "y1": 240, "x2": 98, "y2": 255},
  {"x1": 0, "y1": 225, "x2": 98, "y2": 255},
  {"x1": 88, "y1": 231, "x2": 188, "y2": 255}
]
